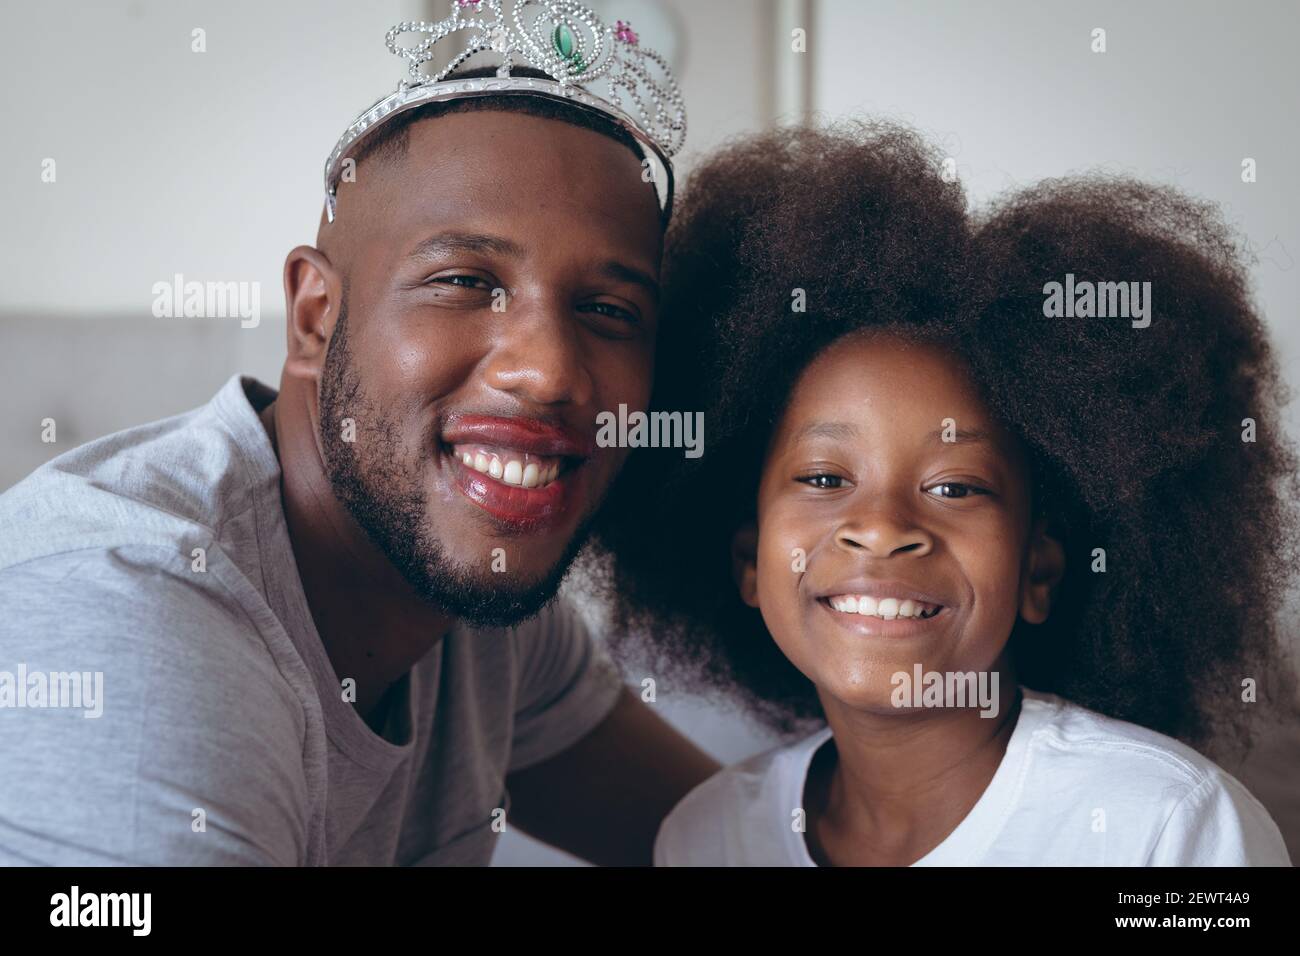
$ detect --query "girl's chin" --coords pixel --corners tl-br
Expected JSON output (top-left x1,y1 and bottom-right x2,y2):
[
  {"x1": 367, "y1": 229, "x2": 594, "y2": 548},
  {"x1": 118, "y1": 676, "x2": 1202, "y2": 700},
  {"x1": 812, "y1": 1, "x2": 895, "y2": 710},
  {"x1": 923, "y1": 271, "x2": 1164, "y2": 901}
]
[
  {"x1": 808, "y1": 661, "x2": 960, "y2": 705},
  {"x1": 814, "y1": 666, "x2": 1008, "y2": 721},
  {"x1": 834, "y1": 693, "x2": 913, "y2": 714},
  {"x1": 812, "y1": 677, "x2": 924, "y2": 716}
]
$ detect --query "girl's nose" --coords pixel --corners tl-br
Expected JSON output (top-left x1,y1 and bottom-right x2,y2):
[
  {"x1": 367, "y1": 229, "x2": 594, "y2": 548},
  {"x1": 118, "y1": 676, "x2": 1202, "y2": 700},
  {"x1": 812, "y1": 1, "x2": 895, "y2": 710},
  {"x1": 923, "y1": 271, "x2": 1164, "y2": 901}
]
[{"x1": 833, "y1": 505, "x2": 934, "y2": 558}]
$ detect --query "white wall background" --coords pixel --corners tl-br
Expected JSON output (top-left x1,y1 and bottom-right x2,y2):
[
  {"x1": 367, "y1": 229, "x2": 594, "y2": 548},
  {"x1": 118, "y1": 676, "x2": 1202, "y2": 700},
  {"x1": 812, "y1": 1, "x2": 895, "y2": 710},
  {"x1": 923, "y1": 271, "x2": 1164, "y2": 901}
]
[{"x1": 2, "y1": 0, "x2": 1296, "y2": 863}]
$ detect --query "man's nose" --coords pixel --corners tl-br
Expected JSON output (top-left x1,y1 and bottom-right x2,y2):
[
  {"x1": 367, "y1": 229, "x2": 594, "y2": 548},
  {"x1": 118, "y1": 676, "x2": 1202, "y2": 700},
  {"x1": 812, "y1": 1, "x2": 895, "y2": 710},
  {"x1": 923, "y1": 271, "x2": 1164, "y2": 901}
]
[
  {"x1": 482, "y1": 296, "x2": 594, "y2": 407},
  {"x1": 832, "y1": 493, "x2": 934, "y2": 558}
]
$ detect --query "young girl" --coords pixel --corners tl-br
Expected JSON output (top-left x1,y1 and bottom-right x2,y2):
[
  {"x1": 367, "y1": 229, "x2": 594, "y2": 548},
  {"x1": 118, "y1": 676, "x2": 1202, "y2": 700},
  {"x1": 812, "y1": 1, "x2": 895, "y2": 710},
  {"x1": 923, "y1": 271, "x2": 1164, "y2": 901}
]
[{"x1": 592, "y1": 122, "x2": 1298, "y2": 866}]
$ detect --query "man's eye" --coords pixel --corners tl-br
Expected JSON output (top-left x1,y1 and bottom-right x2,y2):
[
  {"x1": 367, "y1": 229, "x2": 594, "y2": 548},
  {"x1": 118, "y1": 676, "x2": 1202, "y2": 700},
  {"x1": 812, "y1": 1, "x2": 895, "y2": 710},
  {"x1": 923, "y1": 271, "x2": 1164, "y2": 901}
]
[
  {"x1": 578, "y1": 301, "x2": 638, "y2": 323},
  {"x1": 927, "y1": 482, "x2": 988, "y2": 499},
  {"x1": 797, "y1": 473, "x2": 845, "y2": 490},
  {"x1": 430, "y1": 274, "x2": 492, "y2": 290}
]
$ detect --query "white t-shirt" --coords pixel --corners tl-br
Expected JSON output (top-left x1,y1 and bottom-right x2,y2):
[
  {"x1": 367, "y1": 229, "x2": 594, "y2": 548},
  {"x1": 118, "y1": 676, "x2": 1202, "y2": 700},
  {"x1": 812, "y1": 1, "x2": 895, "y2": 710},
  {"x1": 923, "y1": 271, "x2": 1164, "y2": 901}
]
[{"x1": 655, "y1": 687, "x2": 1291, "y2": 866}]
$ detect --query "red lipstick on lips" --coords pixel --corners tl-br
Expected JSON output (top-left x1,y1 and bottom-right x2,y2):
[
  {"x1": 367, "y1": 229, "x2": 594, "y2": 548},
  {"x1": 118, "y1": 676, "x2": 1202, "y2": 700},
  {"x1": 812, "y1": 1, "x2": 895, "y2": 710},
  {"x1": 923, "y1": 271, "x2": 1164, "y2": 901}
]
[{"x1": 441, "y1": 415, "x2": 594, "y2": 530}]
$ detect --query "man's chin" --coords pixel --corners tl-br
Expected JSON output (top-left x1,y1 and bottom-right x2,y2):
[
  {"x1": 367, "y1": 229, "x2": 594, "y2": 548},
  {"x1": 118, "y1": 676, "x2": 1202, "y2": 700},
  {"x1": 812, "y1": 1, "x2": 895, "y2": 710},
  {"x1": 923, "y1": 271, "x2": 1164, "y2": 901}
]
[
  {"x1": 396, "y1": 518, "x2": 595, "y2": 629},
  {"x1": 414, "y1": 563, "x2": 569, "y2": 629},
  {"x1": 441, "y1": 585, "x2": 558, "y2": 629}
]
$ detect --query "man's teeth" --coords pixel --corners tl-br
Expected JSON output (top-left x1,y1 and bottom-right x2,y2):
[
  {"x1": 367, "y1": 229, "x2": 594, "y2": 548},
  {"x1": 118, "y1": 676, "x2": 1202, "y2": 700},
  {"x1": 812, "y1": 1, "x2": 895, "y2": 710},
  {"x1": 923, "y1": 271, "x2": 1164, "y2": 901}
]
[
  {"x1": 826, "y1": 595, "x2": 942, "y2": 620},
  {"x1": 455, "y1": 447, "x2": 562, "y2": 488}
]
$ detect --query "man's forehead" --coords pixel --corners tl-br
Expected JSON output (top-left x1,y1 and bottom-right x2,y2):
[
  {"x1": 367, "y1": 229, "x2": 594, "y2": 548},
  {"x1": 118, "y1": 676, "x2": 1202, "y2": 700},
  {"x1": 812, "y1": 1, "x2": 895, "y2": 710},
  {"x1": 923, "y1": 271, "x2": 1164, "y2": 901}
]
[
  {"x1": 327, "y1": 109, "x2": 661, "y2": 253},
  {"x1": 376, "y1": 110, "x2": 646, "y2": 199}
]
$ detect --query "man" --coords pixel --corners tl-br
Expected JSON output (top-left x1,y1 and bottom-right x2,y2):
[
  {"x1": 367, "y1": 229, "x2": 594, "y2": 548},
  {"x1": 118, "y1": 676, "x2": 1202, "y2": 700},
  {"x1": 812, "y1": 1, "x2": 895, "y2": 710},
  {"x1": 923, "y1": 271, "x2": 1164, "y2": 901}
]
[{"x1": 0, "y1": 14, "x2": 717, "y2": 865}]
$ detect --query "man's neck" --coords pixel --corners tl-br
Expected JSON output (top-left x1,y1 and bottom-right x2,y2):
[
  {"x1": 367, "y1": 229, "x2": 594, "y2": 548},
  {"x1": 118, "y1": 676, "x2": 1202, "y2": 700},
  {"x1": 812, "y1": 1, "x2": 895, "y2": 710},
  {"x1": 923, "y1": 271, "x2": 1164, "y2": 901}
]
[{"x1": 259, "y1": 373, "x2": 456, "y2": 730}]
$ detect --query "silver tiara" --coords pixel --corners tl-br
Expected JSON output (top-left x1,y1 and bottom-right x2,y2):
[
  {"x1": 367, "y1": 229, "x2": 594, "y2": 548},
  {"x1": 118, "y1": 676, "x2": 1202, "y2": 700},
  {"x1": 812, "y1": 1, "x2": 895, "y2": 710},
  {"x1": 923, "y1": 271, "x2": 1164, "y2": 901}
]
[{"x1": 324, "y1": 0, "x2": 687, "y2": 222}]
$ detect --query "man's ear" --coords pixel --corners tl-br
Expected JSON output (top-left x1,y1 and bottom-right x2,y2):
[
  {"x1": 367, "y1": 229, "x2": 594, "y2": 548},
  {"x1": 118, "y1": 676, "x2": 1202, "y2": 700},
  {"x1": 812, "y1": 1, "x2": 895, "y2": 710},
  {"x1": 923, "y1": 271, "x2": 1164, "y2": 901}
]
[
  {"x1": 283, "y1": 245, "x2": 341, "y2": 382},
  {"x1": 1020, "y1": 515, "x2": 1066, "y2": 624},
  {"x1": 731, "y1": 521, "x2": 760, "y2": 609}
]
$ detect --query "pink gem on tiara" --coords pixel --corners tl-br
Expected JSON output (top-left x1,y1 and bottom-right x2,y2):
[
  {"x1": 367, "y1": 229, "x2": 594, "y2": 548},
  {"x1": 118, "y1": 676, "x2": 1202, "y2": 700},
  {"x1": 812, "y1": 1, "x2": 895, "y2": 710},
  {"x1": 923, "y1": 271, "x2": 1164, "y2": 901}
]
[
  {"x1": 615, "y1": 20, "x2": 638, "y2": 45},
  {"x1": 457, "y1": 0, "x2": 481, "y2": 7}
]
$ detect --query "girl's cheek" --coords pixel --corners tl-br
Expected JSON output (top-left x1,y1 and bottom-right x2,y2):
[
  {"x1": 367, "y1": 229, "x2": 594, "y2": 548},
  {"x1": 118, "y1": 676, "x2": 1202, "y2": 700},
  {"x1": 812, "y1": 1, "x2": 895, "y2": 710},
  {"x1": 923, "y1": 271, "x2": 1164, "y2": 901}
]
[{"x1": 755, "y1": 526, "x2": 803, "y2": 608}]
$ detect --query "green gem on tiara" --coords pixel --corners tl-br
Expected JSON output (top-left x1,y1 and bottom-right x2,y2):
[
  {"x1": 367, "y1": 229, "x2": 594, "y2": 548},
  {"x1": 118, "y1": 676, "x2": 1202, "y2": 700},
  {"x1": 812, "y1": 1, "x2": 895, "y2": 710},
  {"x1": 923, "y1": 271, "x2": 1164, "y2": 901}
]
[
  {"x1": 552, "y1": 23, "x2": 575, "y2": 57},
  {"x1": 551, "y1": 23, "x2": 585, "y2": 73}
]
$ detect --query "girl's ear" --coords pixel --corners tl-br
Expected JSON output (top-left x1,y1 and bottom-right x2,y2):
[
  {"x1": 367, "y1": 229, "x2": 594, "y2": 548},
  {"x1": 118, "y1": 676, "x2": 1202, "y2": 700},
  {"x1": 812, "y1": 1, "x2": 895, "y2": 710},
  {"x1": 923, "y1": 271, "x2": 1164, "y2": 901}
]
[
  {"x1": 731, "y1": 521, "x2": 760, "y2": 609},
  {"x1": 1020, "y1": 516, "x2": 1066, "y2": 624}
]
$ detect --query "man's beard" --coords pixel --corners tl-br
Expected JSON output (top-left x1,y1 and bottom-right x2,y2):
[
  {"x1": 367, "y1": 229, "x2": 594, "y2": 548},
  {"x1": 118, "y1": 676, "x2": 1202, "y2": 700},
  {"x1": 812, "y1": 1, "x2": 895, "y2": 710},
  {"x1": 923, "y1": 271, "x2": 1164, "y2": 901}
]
[{"x1": 317, "y1": 299, "x2": 594, "y2": 628}]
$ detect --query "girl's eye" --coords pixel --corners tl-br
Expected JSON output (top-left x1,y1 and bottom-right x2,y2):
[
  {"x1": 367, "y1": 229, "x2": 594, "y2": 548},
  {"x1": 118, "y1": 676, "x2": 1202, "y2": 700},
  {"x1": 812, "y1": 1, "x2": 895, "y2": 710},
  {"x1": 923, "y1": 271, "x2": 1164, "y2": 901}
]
[
  {"x1": 927, "y1": 482, "x2": 988, "y2": 499},
  {"x1": 797, "y1": 473, "x2": 846, "y2": 490}
]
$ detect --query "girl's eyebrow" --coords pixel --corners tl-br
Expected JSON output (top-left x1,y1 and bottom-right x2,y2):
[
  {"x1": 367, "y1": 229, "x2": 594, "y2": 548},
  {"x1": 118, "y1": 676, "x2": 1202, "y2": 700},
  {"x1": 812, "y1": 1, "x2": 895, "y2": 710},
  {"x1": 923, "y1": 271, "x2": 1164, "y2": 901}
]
[
  {"x1": 793, "y1": 421, "x2": 997, "y2": 445},
  {"x1": 927, "y1": 425, "x2": 996, "y2": 445},
  {"x1": 792, "y1": 421, "x2": 861, "y2": 443}
]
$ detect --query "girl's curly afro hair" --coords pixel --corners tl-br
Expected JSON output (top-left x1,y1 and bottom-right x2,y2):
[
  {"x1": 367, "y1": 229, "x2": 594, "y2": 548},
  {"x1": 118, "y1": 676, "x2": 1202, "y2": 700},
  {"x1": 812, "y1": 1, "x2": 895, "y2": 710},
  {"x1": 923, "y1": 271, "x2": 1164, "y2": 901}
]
[
  {"x1": 589, "y1": 122, "x2": 1300, "y2": 761},
  {"x1": 589, "y1": 120, "x2": 971, "y2": 735},
  {"x1": 962, "y1": 174, "x2": 1300, "y2": 757}
]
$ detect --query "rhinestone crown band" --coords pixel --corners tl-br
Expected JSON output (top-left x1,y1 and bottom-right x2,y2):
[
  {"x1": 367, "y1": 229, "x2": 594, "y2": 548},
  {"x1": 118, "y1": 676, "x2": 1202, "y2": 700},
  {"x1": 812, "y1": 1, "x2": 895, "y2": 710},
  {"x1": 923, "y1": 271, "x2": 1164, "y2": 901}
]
[{"x1": 324, "y1": 0, "x2": 687, "y2": 222}]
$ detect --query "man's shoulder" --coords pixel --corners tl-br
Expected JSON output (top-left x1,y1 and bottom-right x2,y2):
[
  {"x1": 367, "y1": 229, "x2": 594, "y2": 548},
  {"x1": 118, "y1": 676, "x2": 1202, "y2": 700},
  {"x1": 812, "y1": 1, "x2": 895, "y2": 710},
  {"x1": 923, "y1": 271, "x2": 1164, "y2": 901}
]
[
  {"x1": 0, "y1": 378, "x2": 304, "y2": 717},
  {"x1": 0, "y1": 375, "x2": 272, "y2": 573},
  {"x1": 0, "y1": 541, "x2": 313, "y2": 865},
  {"x1": 0, "y1": 542, "x2": 294, "y2": 688}
]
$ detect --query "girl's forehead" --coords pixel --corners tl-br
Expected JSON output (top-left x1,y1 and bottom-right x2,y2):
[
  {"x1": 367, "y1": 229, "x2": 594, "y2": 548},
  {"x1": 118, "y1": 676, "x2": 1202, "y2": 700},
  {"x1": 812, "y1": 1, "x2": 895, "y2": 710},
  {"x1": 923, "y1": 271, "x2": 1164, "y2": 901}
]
[
  {"x1": 788, "y1": 333, "x2": 986, "y2": 423},
  {"x1": 769, "y1": 334, "x2": 1028, "y2": 472}
]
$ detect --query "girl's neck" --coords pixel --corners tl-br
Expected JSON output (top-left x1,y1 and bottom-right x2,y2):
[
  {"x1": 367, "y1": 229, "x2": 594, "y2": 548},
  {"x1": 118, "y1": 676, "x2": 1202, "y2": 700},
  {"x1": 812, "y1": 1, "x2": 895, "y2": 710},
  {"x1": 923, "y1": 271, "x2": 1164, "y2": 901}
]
[{"x1": 804, "y1": 676, "x2": 1023, "y2": 867}]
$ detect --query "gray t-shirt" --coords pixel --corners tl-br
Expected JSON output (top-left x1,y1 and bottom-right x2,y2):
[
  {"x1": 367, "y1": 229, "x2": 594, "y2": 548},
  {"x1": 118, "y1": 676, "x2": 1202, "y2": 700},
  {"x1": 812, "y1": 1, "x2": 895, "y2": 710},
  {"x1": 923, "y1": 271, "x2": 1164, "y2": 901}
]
[{"x1": 0, "y1": 375, "x2": 625, "y2": 865}]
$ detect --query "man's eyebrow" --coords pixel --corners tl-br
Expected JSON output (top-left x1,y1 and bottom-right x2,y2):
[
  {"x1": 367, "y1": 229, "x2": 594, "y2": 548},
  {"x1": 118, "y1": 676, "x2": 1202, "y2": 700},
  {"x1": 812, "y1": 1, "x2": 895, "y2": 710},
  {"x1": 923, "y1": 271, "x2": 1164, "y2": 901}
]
[
  {"x1": 405, "y1": 236, "x2": 658, "y2": 297},
  {"x1": 406, "y1": 232, "x2": 525, "y2": 261},
  {"x1": 599, "y1": 260, "x2": 660, "y2": 300}
]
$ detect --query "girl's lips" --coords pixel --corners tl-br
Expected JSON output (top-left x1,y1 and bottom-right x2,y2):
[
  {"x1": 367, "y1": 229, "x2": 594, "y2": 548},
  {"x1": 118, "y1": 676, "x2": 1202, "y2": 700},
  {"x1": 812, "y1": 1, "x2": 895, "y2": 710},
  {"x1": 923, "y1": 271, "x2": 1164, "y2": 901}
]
[{"x1": 445, "y1": 446, "x2": 584, "y2": 531}]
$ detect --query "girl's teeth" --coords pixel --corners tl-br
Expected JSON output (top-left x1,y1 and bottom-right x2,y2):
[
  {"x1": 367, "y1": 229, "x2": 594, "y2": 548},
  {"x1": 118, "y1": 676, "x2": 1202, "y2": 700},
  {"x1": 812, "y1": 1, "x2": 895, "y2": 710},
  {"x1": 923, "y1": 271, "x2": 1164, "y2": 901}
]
[
  {"x1": 503, "y1": 460, "x2": 523, "y2": 485},
  {"x1": 522, "y1": 462, "x2": 540, "y2": 488},
  {"x1": 828, "y1": 595, "x2": 940, "y2": 620}
]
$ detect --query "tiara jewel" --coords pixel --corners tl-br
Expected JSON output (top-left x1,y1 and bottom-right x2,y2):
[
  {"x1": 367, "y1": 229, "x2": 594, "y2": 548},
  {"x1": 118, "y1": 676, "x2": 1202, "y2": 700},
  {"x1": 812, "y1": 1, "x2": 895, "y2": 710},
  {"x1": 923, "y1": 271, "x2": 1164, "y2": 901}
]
[{"x1": 324, "y1": 0, "x2": 686, "y2": 222}]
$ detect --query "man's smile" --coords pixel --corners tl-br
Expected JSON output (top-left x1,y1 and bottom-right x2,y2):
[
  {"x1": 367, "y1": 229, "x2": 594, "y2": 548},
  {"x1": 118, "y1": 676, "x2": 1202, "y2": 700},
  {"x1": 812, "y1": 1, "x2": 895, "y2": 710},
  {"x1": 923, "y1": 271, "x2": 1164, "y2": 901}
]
[
  {"x1": 454, "y1": 446, "x2": 566, "y2": 489},
  {"x1": 439, "y1": 415, "x2": 595, "y2": 531}
]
